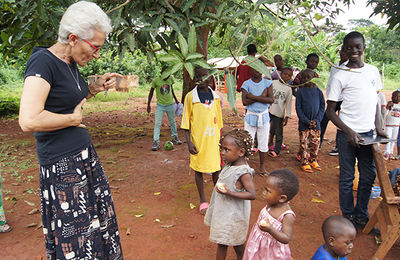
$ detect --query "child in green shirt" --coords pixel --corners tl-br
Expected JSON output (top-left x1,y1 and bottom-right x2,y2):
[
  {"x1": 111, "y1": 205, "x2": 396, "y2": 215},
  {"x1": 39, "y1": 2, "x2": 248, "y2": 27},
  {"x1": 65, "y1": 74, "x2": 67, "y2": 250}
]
[{"x1": 147, "y1": 67, "x2": 182, "y2": 150}]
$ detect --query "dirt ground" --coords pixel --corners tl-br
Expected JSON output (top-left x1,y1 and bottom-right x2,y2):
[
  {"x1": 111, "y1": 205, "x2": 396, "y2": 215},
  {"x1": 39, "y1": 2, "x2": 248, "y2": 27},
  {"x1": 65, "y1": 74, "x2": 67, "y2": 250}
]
[{"x1": 0, "y1": 91, "x2": 399, "y2": 259}]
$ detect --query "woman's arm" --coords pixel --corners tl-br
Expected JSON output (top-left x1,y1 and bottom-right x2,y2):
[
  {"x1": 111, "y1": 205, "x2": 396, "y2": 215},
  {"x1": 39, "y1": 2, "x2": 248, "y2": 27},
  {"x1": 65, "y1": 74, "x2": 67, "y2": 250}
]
[
  {"x1": 241, "y1": 89, "x2": 256, "y2": 106},
  {"x1": 259, "y1": 213, "x2": 295, "y2": 244},
  {"x1": 217, "y1": 173, "x2": 256, "y2": 200},
  {"x1": 246, "y1": 86, "x2": 274, "y2": 104},
  {"x1": 19, "y1": 76, "x2": 85, "y2": 132},
  {"x1": 87, "y1": 72, "x2": 123, "y2": 98}
]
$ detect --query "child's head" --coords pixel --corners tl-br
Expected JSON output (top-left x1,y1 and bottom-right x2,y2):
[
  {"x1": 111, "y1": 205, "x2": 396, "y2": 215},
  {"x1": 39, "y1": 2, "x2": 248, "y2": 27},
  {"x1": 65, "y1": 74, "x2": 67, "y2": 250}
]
[
  {"x1": 247, "y1": 44, "x2": 257, "y2": 56},
  {"x1": 274, "y1": 54, "x2": 284, "y2": 70},
  {"x1": 300, "y1": 69, "x2": 315, "y2": 86},
  {"x1": 392, "y1": 90, "x2": 400, "y2": 104},
  {"x1": 194, "y1": 67, "x2": 213, "y2": 89},
  {"x1": 263, "y1": 169, "x2": 299, "y2": 206},
  {"x1": 321, "y1": 216, "x2": 357, "y2": 258},
  {"x1": 339, "y1": 46, "x2": 348, "y2": 64},
  {"x1": 306, "y1": 53, "x2": 319, "y2": 70},
  {"x1": 343, "y1": 31, "x2": 365, "y2": 64},
  {"x1": 250, "y1": 67, "x2": 262, "y2": 79},
  {"x1": 220, "y1": 129, "x2": 253, "y2": 164},
  {"x1": 280, "y1": 68, "x2": 293, "y2": 83}
]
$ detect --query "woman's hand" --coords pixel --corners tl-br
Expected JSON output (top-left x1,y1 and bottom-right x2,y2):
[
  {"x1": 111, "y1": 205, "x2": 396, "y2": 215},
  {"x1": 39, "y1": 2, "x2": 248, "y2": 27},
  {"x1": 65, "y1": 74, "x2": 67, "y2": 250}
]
[
  {"x1": 88, "y1": 72, "x2": 123, "y2": 96},
  {"x1": 72, "y1": 98, "x2": 87, "y2": 128}
]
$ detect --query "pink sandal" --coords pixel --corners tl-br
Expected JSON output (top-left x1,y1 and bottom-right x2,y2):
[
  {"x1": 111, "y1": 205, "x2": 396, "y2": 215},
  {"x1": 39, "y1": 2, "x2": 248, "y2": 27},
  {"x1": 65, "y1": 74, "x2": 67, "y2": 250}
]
[{"x1": 199, "y1": 202, "x2": 209, "y2": 215}]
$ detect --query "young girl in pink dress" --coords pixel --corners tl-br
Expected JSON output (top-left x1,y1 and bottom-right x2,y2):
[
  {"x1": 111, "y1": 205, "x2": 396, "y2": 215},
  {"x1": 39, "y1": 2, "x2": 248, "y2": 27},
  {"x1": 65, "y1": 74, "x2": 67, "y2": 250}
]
[{"x1": 243, "y1": 169, "x2": 299, "y2": 260}]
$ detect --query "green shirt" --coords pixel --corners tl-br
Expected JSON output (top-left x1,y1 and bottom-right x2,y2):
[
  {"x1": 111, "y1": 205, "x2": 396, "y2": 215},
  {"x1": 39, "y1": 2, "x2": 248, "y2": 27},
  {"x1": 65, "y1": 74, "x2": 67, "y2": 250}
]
[{"x1": 151, "y1": 77, "x2": 175, "y2": 105}]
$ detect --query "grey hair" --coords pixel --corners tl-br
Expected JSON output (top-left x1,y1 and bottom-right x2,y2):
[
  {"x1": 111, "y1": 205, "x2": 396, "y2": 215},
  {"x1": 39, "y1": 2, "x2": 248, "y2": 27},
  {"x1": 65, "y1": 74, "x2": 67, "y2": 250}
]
[{"x1": 58, "y1": 1, "x2": 112, "y2": 43}]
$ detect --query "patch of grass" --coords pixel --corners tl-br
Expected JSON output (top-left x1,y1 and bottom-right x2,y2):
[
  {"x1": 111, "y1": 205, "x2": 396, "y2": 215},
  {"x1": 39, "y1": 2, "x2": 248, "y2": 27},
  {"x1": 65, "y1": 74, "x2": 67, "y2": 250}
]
[{"x1": 383, "y1": 78, "x2": 400, "y2": 91}]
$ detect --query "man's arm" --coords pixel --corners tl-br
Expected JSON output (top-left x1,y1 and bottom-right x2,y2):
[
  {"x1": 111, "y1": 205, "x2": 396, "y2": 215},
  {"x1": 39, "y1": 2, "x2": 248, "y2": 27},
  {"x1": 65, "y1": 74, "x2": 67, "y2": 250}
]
[
  {"x1": 326, "y1": 100, "x2": 362, "y2": 147},
  {"x1": 147, "y1": 88, "x2": 155, "y2": 113},
  {"x1": 241, "y1": 89, "x2": 256, "y2": 106},
  {"x1": 246, "y1": 86, "x2": 274, "y2": 104}
]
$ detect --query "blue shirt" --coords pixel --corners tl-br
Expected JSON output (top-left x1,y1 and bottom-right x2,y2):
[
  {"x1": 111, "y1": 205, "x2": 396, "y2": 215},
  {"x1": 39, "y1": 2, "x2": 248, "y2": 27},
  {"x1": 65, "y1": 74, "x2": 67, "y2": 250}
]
[
  {"x1": 311, "y1": 245, "x2": 347, "y2": 260},
  {"x1": 241, "y1": 78, "x2": 272, "y2": 127},
  {"x1": 295, "y1": 85, "x2": 325, "y2": 131}
]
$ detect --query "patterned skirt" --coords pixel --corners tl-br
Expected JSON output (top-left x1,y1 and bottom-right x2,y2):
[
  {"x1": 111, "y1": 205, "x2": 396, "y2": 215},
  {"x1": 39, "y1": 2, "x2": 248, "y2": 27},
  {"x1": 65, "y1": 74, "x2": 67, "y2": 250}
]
[{"x1": 39, "y1": 144, "x2": 123, "y2": 259}]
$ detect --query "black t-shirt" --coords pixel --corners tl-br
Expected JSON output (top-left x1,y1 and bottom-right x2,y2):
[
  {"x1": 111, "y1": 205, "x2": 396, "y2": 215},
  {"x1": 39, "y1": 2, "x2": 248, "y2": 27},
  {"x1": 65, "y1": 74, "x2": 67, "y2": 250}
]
[
  {"x1": 198, "y1": 89, "x2": 214, "y2": 104},
  {"x1": 24, "y1": 47, "x2": 92, "y2": 165}
]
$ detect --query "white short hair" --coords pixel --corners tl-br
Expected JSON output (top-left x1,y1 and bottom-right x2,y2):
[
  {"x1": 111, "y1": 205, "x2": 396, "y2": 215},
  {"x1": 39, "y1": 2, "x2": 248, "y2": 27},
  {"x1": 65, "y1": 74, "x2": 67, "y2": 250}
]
[{"x1": 58, "y1": 1, "x2": 112, "y2": 43}]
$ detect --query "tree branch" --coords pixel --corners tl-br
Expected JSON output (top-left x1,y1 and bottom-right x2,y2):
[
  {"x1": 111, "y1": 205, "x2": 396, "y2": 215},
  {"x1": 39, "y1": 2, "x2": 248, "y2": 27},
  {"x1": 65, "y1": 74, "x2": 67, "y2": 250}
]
[{"x1": 107, "y1": 0, "x2": 131, "y2": 14}]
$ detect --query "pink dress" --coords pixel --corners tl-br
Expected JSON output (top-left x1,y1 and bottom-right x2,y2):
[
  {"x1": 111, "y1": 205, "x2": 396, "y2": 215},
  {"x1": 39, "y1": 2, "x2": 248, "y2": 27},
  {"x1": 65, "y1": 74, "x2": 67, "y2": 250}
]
[{"x1": 243, "y1": 206, "x2": 295, "y2": 260}]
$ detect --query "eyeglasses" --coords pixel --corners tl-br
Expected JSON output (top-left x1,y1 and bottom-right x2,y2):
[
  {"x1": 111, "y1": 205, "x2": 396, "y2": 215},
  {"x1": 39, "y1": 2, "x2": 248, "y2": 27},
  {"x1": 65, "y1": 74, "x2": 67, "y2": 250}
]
[{"x1": 80, "y1": 38, "x2": 102, "y2": 56}]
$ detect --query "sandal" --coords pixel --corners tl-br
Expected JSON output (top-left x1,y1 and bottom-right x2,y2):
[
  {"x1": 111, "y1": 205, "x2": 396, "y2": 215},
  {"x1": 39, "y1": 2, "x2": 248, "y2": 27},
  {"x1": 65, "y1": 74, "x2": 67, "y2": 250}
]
[
  {"x1": 0, "y1": 224, "x2": 12, "y2": 233},
  {"x1": 199, "y1": 202, "x2": 209, "y2": 215},
  {"x1": 268, "y1": 151, "x2": 280, "y2": 158},
  {"x1": 310, "y1": 161, "x2": 322, "y2": 171},
  {"x1": 300, "y1": 164, "x2": 313, "y2": 173},
  {"x1": 268, "y1": 145, "x2": 275, "y2": 151}
]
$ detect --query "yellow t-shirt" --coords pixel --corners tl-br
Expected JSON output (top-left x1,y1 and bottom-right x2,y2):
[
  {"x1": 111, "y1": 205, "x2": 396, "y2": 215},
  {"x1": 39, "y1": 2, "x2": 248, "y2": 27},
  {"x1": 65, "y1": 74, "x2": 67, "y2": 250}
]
[{"x1": 181, "y1": 87, "x2": 223, "y2": 173}]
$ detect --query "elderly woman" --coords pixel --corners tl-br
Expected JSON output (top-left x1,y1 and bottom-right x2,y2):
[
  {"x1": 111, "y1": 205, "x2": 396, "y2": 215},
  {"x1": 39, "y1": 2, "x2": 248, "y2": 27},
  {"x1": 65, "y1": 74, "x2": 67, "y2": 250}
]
[{"x1": 19, "y1": 1, "x2": 123, "y2": 259}]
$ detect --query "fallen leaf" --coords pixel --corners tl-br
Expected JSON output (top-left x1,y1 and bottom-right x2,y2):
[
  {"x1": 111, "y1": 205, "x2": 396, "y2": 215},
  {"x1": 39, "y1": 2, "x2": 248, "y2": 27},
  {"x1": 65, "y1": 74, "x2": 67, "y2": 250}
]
[
  {"x1": 126, "y1": 227, "x2": 131, "y2": 235},
  {"x1": 109, "y1": 186, "x2": 119, "y2": 189},
  {"x1": 314, "y1": 191, "x2": 321, "y2": 197},
  {"x1": 26, "y1": 223, "x2": 38, "y2": 228},
  {"x1": 11, "y1": 183, "x2": 20, "y2": 186},
  {"x1": 135, "y1": 214, "x2": 144, "y2": 218},
  {"x1": 311, "y1": 198, "x2": 325, "y2": 203},
  {"x1": 189, "y1": 203, "x2": 196, "y2": 209},
  {"x1": 154, "y1": 192, "x2": 161, "y2": 196},
  {"x1": 36, "y1": 223, "x2": 43, "y2": 230},
  {"x1": 374, "y1": 236, "x2": 382, "y2": 244},
  {"x1": 28, "y1": 208, "x2": 39, "y2": 215},
  {"x1": 335, "y1": 165, "x2": 340, "y2": 169},
  {"x1": 161, "y1": 224, "x2": 175, "y2": 228},
  {"x1": 154, "y1": 218, "x2": 161, "y2": 223},
  {"x1": 24, "y1": 200, "x2": 36, "y2": 207},
  {"x1": 130, "y1": 200, "x2": 135, "y2": 203}
]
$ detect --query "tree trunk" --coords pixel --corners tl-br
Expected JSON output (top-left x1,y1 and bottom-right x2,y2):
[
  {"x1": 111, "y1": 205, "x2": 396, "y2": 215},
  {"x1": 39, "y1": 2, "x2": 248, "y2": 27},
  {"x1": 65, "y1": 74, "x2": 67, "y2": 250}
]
[{"x1": 181, "y1": 26, "x2": 210, "y2": 103}]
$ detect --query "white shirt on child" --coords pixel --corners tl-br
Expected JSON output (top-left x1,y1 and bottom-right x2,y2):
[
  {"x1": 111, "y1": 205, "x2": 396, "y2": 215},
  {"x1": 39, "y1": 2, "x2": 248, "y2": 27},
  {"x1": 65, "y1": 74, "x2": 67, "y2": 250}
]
[
  {"x1": 326, "y1": 63, "x2": 382, "y2": 133},
  {"x1": 386, "y1": 103, "x2": 400, "y2": 127},
  {"x1": 269, "y1": 80, "x2": 292, "y2": 119}
]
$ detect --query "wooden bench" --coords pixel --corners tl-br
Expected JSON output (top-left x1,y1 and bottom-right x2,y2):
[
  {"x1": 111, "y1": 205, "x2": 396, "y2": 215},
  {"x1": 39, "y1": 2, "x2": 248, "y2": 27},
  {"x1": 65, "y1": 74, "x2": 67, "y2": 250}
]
[{"x1": 362, "y1": 143, "x2": 400, "y2": 259}]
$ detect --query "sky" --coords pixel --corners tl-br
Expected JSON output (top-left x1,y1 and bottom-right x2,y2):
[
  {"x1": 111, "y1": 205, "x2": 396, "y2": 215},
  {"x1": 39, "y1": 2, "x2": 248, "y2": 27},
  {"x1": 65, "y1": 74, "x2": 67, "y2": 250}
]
[{"x1": 335, "y1": 0, "x2": 388, "y2": 28}]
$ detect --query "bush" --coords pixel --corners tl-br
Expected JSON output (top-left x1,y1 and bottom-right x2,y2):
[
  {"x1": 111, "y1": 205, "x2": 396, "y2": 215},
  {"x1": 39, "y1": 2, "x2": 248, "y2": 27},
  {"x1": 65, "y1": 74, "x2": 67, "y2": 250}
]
[{"x1": 0, "y1": 96, "x2": 19, "y2": 117}]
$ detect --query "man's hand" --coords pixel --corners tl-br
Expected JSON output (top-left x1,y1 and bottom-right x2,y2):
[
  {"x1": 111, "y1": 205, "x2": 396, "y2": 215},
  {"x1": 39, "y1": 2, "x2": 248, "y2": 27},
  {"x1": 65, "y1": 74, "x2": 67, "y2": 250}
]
[
  {"x1": 187, "y1": 141, "x2": 198, "y2": 155},
  {"x1": 283, "y1": 117, "x2": 289, "y2": 126}
]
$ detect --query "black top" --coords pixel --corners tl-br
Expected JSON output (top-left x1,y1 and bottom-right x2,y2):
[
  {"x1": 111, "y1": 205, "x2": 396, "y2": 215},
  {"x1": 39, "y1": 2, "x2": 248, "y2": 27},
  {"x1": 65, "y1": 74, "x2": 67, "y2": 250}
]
[
  {"x1": 198, "y1": 89, "x2": 214, "y2": 104},
  {"x1": 24, "y1": 47, "x2": 92, "y2": 165}
]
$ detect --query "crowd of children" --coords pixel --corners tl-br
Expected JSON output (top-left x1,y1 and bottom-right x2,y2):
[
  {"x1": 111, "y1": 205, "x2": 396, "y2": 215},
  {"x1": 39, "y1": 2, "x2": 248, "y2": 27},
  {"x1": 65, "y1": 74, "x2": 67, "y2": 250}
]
[{"x1": 143, "y1": 31, "x2": 399, "y2": 259}]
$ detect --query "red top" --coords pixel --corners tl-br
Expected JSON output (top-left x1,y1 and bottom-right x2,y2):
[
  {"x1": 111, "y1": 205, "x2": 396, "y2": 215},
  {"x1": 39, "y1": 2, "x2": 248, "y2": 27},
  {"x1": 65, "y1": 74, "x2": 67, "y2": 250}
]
[{"x1": 236, "y1": 60, "x2": 252, "y2": 91}]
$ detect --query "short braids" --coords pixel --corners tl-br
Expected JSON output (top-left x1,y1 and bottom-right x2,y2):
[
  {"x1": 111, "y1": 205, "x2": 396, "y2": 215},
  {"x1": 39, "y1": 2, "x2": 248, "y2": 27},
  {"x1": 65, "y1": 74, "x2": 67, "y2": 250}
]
[{"x1": 221, "y1": 129, "x2": 254, "y2": 157}]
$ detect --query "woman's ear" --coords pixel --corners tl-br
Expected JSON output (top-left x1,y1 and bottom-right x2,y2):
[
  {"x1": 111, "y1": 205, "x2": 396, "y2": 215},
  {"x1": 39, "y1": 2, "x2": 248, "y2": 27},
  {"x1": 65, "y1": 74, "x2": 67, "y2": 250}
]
[
  {"x1": 239, "y1": 147, "x2": 246, "y2": 157},
  {"x1": 68, "y1": 34, "x2": 79, "y2": 46}
]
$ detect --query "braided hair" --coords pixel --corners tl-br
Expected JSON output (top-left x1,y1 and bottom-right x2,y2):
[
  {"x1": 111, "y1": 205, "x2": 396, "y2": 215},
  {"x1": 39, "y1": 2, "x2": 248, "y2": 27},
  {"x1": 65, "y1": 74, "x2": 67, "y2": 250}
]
[{"x1": 220, "y1": 129, "x2": 254, "y2": 157}]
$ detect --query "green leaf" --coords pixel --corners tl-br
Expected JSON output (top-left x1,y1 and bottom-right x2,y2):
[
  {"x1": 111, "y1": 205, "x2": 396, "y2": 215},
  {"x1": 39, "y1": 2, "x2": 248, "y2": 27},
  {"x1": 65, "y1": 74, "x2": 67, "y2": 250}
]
[
  {"x1": 243, "y1": 56, "x2": 271, "y2": 79},
  {"x1": 165, "y1": 18, "x2": 181, "y2": 33},
  {"x1": 161, "y1": 62, "x2": 182, "y2": 79},
  {"x1": 182, "y1": 0, "x2": 197, "y2": 13},
  {"x1": 178, "y1": 33, "x2": 188, "y2": 58},
  {"x1": 159, "y1": 54, "x2": 181, "y2": 63},
  {"x1": 186, "y1": 53, "x2": 203, "y2": 60},
  {"x1": 192, "y1": 59, "x2": 212, "y2": 69},
  {"x1": 225, "y1": 73, "x2": 237, "y2": 114},
  {"x1": 188, "y1": 25, "x2": 197, "y2": 54},
  {"x1": 125, "y1": 33, "x2": 136, "y2": 51},
  {"x1": 314, "y1": 13, "x2": 324, "y2": 21},
  {"x1": 184, "y1": 62, "x2": 195, "y2": 80}
]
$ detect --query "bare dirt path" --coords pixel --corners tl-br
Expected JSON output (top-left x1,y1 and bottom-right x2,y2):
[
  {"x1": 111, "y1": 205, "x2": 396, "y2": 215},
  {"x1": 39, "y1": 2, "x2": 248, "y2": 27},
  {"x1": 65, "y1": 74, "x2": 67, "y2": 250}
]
[{"x1": 0, "y1": 91, "x2": 399, "y2": 259}]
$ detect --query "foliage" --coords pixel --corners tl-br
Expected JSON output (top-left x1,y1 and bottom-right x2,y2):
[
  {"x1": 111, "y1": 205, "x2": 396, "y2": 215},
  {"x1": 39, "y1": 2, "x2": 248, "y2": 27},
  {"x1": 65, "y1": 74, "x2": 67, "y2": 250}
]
[
  {"x1": 0, "y1": 96, "x2": 19, "y2": 117},
  {"x1": 368, "y1": 0, "x2": 400, "y2": 30},
  {"x1": 79, "y1": 49, "x2": 162, "y2": 84}
]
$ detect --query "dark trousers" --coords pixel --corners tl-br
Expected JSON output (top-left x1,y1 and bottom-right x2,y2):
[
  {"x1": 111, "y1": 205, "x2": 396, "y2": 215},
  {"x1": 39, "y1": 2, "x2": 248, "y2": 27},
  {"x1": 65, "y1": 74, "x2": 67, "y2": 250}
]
[
  {"x1": 320, "y1": 101, "x2": 342, "y2": 145},
  {"x1": 269, "y1": 113, "x2": 283, "y2": 154},
  {"x1": 337, "y1": 130, "x2": 376, "y2": 222}
]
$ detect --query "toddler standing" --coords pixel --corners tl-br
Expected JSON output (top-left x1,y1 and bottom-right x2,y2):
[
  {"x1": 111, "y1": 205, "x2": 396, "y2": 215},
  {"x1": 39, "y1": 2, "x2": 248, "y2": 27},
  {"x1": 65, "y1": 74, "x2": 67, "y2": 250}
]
[
  {"x1": 295, "y1": 69, "x2": 325, "y2": 173},
  {"x1": 311, "y1": 215, "x2": 356, "y2": 260},
  {"x1": 204, "y1": 129, "x2": 256, "y2": 260},
  {"x1": 384, "y1": 90, "x2": 400, "y2": 160},
  {"x1": 181, "y1": 68, "x2": 223, "y2": 214},
  {"x1": 243, "y1": 169, "x2": 299, "y2": 260}
]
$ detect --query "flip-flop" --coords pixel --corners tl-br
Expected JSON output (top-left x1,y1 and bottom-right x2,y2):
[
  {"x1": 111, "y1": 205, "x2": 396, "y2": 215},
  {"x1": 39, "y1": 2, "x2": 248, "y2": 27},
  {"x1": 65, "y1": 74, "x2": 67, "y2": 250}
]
[
  {"x1": 300, "y1": 164, "x2": 313, "y2": 173},
  {"x1": 268, "y1": 151, "x2": 280, "y2": 158},
  {"x1": 0, "y1": 224, "x2": 12, "y2": 233},
  {"x1": 199, "y1": 202, "x2": 209, "y2": 215}
]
